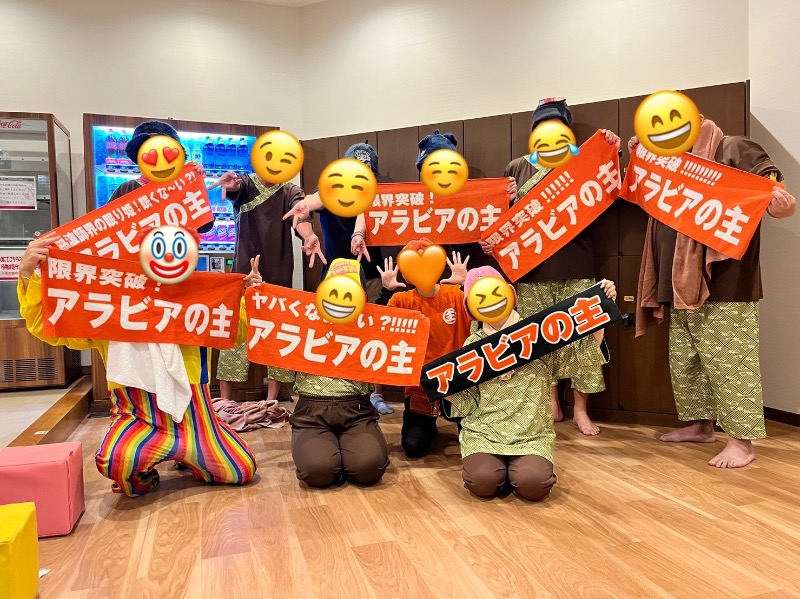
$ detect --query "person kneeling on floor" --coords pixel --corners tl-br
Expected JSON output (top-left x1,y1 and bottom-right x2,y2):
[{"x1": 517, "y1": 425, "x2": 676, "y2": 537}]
[
  {"x1": 448, "y1": 267, "x2": 616, "y2": 502},
  {"x1": 272, "y1": 259, "x2": 390, "y2": 488}
]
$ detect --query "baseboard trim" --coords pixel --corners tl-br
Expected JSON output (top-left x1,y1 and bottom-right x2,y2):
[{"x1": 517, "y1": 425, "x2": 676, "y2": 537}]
[
  {"x1": 8, "y1": 376, "x2": 92, "y2": 447},
  {"x1": 764, "y1": 407, "x2": 800, "y2": 428}
]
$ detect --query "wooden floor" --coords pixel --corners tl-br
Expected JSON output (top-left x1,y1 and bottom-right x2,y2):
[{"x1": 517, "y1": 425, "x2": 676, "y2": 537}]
[{"x1": 37, "y1": 410, "x2": 800, "y2": 599}]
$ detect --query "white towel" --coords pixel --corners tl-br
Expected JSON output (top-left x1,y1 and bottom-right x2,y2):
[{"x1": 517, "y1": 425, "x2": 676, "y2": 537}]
[{"x1": 106, "y1": 342, "x2": 192, "y2": 423}]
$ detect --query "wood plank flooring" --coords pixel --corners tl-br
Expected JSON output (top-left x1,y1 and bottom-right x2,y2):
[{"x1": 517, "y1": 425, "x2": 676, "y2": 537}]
[{"x1": 36, "y1": 410, "x2": 800, "y2": 599}]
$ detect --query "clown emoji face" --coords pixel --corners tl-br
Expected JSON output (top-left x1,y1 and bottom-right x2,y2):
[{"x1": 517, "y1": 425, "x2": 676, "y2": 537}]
[
  {"x1": 137, "y1": 135, "x2": 185, "y2": 183},
  {"x1": 251, "y1": 130, "x2": 304, "y2": 184},
  {"x1": 318, "y1": 158, "x2": 378, "y2": 218},
  {"x1": 420, "y1": 149, "x2": 468, "y2": 196},
  {"x1": 315, "y1": 259, "x2": 366, "y2": 324},
  {"x1": 528, "y1": 121, "x2": 579, "y2": 169},
  {"x1": 634, "y1": 91, "x2": 700, "y2": 156},
  {"x1": 139, "y1": 225, "x2": 199, "y2": 285},
  {"x1": 466, "y1": 276, "x2": 515, "y2": 323}
]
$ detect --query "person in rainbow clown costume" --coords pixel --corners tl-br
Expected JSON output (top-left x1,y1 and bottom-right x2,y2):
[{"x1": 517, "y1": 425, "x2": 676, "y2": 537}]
[{"x1": 16, "y1": 124, "x2": 258, "y2": 497}]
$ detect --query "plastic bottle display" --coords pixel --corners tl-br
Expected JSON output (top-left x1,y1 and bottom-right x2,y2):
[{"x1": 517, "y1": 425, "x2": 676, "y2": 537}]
[
  {"x1": 105, "y1": 130, "x2": 118, "y2": 165},
  {"x1": 191, "y1": 139, "x2": 203, "y2": 166},
  {"x1": 214, "y1": 137, "x2": 227, "y2": 170},
  {"x1": 203, "y1": 136, "x2": 215, "y2": 169},
  {"x1": 118, "y1": 131, "x2": 131, "y2": 165},
  {"x1": 225, "y1": 138, "x2": 237, "y2": 169},
  {"x1": 237, "y1": 138, "x2": 249, "y2": 171}
]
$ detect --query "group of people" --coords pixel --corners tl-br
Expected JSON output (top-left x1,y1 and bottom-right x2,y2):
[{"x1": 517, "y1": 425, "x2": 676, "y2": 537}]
[{"x1": 16, "y1": 96, "x2": 795, "y2": 503}]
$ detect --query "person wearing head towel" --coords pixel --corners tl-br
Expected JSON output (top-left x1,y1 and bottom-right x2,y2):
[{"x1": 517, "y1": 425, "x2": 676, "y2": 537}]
[
  {"x1": 448, "y1": 267, "x2": 617, "y2": 501},
  {"x1": 481, "y1": 98, "x2": 622, "y2": 436}
]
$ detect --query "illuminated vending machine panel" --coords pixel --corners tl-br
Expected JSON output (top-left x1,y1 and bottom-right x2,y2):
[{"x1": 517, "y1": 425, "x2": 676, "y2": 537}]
[{"x1": 90, "y1": 126, "x2": 256, "y2": 268}]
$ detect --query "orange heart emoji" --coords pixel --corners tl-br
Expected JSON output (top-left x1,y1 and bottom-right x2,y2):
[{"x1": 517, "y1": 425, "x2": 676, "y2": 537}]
[{"x1": 397, "y1": 244, "x2": 446, "y2": 294}]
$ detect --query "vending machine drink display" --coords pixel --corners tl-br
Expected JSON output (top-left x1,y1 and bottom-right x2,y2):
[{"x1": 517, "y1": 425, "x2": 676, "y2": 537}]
[{"x1": 83, "y1": 114, "x2": 279, "y2": 404}]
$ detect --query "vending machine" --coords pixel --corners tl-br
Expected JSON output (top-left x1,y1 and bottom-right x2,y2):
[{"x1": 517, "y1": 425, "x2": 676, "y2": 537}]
[{"x1": 83, "y1": 114, "x2": 281, "y2": 403}]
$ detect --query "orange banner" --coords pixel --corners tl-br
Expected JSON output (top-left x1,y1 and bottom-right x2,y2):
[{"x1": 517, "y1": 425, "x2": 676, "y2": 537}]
[
  {"x1": 365, "y1": 178, "x2": 510, "y2": 246},
  {"x1": 41, "y1": 248, "x2": 243, "y2": 348},
  {"x1": 246, "y1": 284, "x2": 431, "y2": 386},
  {"x1": 47, "y1": 164, "x2": 213, "y2": 260},
  {"x1": 481, "y1": 131, "x2": 621, "y2": 282},
  {"x1": 621, "y1": 144, "x2": 779, "y2": 259}
]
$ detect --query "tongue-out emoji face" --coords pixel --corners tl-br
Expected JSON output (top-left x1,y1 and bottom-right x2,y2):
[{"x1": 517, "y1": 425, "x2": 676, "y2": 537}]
[
  {"x1": 139, "y1": 225, "x2": 199, "y2": 285},
  {"x1": 137, "y1": 135, "x2": 185, "y2": 183}
]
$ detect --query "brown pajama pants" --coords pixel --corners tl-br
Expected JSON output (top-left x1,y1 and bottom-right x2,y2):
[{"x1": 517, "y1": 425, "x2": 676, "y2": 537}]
[
  {"x1": 462, "y1": 453, "x2": 556, "y2": 502},
  {"x1": 290, "y1": 394, "x2": 389, "y2": 488}
]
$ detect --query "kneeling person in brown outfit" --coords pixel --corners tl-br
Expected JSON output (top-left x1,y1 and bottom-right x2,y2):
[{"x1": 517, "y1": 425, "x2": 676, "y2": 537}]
[{"x1": 272, "y1": 260, "x2": 389, "y2": 488}]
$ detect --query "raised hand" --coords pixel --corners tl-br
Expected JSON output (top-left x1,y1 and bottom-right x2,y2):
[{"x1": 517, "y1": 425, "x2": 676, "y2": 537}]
[
  {"x1": 506, "y1": 176, "x2": 518, "y2": 200},
  {"x1": 302, "y1": 233, "x2": 326, "y2": 268},
  {"x1": 441, "y1": 251, "x2": 470, "y2": 286},
  {"x1": 18, "y1": 234, "x2": 56, "y2": 285},
  {"x1": 768, "y1": 186, "x2": 796, "y2": 219},
  {"x1": 601, "y1": 129, "x2": 621, "y2": 152},
  {"x1": 208, "y1": 171, "x2": 241, "y2": 200},
  {"x1": 351, "y1": 232, "x2": 371, "y2": 262},
  {"x1": 243, "y1": 255, "x2": 262, "y2": 288},
  {"x1": 479, "y1": 239, "x2": 495, "y2": 255},
  {"x1": 283, "y1": 200, "x2": 311, "y2": 229},
  {"x1": 376, "y1": 256, "x2": 406, "y2": 291},
  {"x1": 627, "y1": 136, "x2": 640, "y2": 155}
]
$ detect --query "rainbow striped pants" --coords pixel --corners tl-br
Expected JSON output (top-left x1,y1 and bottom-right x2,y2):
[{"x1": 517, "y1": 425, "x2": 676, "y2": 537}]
[{"x1": 95, "y1": 384, "x2": 257, "y2": 497}]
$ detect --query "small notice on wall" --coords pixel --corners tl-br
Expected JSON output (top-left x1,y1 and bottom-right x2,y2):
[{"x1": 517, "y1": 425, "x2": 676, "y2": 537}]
[
  {"x1": 0, "y1": 250, "x2": 25, "y2": 281},
  {"x1": 0, "y1": 176, "x2": 37, "y2": 210}
]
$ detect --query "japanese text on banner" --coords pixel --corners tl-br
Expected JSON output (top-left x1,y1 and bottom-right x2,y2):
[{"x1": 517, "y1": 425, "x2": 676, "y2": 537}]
[
  {"x1": 421, "y1": 283, "x2": 621, "y2": 401},
  {"x1": 46, "y1": 164, "x2": 212, "y2": 260},
  {"x1": 620, "y1": 145, "x2": 778, "y2": 259},
  {"x1": 246, "y1": 283, "x2": 431, "y2": 386},
  {"x1": 481, "y1": 131, "x2": 621, "y2": 282},
  {"x1": 41, "y1": 248, "x2": 243, "y2": 348},
  {"x1": 365, "y1": 179, "x2": 510, "y2": 246}
]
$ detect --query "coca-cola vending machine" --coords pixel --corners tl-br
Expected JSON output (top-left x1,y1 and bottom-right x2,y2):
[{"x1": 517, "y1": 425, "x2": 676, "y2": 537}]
[{"x1": 0, "y1": 112, "x2": 80, "y2": 389}]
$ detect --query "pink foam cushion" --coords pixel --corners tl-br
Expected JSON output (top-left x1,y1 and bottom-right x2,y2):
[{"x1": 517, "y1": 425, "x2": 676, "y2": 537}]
[{"x1": 0, "y1": 442, "x2": 85, "y2": 537}]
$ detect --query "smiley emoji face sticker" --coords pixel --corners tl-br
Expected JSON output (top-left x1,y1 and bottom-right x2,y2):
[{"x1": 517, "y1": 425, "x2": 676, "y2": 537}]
[
  {"x1": 315, "y1": 259, "x2": 366, "y2": 324},
  {"x1": 465, "y1": 275, "x2": 515, "y2": 324},
  {"x1": 251, "y1": 130, "x2": 304, "y2": 184},
  {"x1": 528, "y1": 121, "x2": 579, "y2": 169},
  {"x1": 139, "y1": 225, "x2": 199, "y2": 285},
  {"x1": 420, "y1": 149, "x2": 469, "y2": 196},
  {"x1": 318, "y1": 158, "x2": 378, "y2": 218},
  {"x1": 137, "y1": 135, "x2": 185, "y2": 183},
  {"x1": 634, "y1": 91, "x2": 700, "y2": 156}
]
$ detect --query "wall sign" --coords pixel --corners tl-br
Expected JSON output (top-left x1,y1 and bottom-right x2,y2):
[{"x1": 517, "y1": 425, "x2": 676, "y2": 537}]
[{"x1": 0, "y1": 176, "x2": 37, "y2": 210}]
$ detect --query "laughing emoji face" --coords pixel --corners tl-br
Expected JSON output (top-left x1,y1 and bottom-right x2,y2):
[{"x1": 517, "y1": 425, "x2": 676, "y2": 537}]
[
  {"x1": 528, "y1": 121, "x2": 579, "y2": 169},
  {"x1": 137, "y1": 135, "x2": 185, "y2": 183},
  {"x1": 420, "y1": 149, "x2": 468, "y2": 196},
  {"x1": 466, "y1": 276, "x2": 515, "y2": 324},
  {"x1": 251, "y1": 130, "x2": 304, "y2": 184},
  {"x1": 318, "y1": 158, "x2": 378, "y2": 218},
  {"x1": 315, "y1": 259, "x2": 366, "y2": 324},
  {"x1": 139, "y1": 225, "x2": 199, "y2": 285},
  {"x1": 634, "y1": 91, "x2": 700, "y2": 156}
]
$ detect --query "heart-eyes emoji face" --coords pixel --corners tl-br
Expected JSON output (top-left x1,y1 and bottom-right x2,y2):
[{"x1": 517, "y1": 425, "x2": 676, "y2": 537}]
[
  {"x1": 318, "y1": 158, "x2": 378, "y2": 217},
  {"x1": 251, "y1": 130, "x2": 304, "y2": 184},
  {"x1": 137, "y1": 135, "x2": 185, "y2": 183},
  {"x1": 420, "y1": 149, "x2": 469, "y2": 196},
  {"x1": 139, "y1": 225, "x2": 199, "y2": 285},
  {"x1": 465, "y1": 276, "x2": 515, "y2": 324}
]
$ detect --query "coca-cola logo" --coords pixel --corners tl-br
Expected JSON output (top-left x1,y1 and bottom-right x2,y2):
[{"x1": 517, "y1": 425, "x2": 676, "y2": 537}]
[{"x1": 0, "y1": 120, "x2": 22, "y2": 129}]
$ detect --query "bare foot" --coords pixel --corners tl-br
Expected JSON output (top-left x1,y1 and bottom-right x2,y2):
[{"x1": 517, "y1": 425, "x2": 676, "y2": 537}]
[
  {"x1": 551, "y1": 394, "x2": 564, "y2": 423},
  {"x1": 660, "y1": 421, "x2": 716, "y2": 443},
  {"x1": 709, "y1": 438, "x2": 755, "y2": 468},
  {"x1": 574, "y1": 410, "x2": 600, "y2": 436}
]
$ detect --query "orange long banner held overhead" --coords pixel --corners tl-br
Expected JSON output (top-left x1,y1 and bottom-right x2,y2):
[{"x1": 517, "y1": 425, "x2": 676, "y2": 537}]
[
  {"x1": 621, "y1": 144, "x2": 778, "y2": 259},
  {"x1": 46, "y1": 164, "x2": 213, "y2": 260},
  {"x1": 482, "y1": 131, "x2": 621, "y2": 282},
  {"x1": 365, "y1": 178, "x2": 510, "y2": 246}
]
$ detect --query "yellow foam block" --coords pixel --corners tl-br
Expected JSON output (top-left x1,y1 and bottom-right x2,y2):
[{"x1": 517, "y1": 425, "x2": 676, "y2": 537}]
[{"x1": 0, "y1": 502, "x2": 39, "y2": 599}]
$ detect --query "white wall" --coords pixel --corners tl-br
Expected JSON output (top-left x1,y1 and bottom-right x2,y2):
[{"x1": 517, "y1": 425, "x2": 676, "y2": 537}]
[
  {"x1": 749, "y1": 0, "x2": 800, "y2": 415},
  {"x1": 299, "y1": 0, "x2": 750, "y2": 139},
  {"x1": 0, "y1": 0, "x2": 304, "y2": 217}
]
